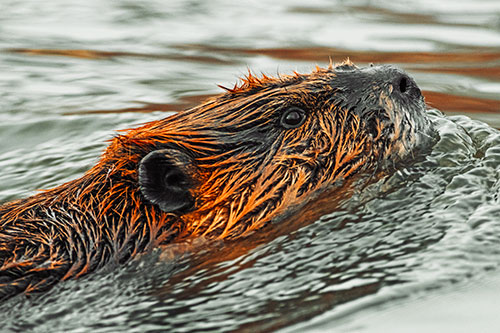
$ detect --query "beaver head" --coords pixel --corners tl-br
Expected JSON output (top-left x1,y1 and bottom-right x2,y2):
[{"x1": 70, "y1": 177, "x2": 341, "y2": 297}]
[
  {"x1": 0, "y1": 61, "x2": 434, "y2": 299},
  {"x1": 117, "y1": 60, "x2": 433, "y2": 239}
]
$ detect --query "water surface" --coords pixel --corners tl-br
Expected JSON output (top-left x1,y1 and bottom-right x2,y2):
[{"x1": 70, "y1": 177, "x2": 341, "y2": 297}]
[{"x1": 1, "y1": 1, "x2": 500, "y2": 332}]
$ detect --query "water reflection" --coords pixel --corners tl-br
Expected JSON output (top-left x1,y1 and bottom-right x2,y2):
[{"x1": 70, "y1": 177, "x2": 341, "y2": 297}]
[
  {"x1": 1, "y1": 0, "x2": 500, "y2": 332},
  {"x1": 7, "y1": 46, "x2": 500, "y2": 118}
]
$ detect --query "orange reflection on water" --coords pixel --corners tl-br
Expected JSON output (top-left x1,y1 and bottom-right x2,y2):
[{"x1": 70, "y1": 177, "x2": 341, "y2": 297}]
[
  {"x1": 8, "y1": 46, "x2": 500, "y2": 118},
  {"x1": 8, "y1": 48, "x2": 237, "y2": 65},
  {"x1": 423, "y1": 91, "x2": 500, "y2": 114},
  {"x1": 10, "y1": 46, "x2": 500, "y2": 64},
  {"x1": 174, "y1": 44, "x2": 500, "y2": 64}
]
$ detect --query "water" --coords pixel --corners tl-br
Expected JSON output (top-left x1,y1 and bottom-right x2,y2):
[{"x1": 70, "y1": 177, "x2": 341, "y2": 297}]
[{"x1": 1, "y1": 0, "x2": 500, "y2": 332}]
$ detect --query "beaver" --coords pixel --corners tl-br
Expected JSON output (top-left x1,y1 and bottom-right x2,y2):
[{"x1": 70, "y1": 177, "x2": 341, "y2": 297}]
[{"x1": 0, "y1": 60, "x2": 433, "y2": 301}]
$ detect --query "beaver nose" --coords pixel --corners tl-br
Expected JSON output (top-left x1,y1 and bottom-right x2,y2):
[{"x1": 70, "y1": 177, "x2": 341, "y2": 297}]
[{"x1": 392, "y1": 72, "x2": 421, "y2": 98}]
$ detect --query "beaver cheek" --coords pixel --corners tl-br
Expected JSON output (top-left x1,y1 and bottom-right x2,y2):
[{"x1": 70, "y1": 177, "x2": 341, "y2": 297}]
[{"x1": 138, "y1": 149, "x2": 195, "y2": 214}]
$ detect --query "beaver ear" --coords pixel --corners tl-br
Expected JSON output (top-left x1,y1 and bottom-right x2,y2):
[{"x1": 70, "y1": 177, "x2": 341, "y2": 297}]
[{"x1": 138, "y1": 149, "x2": 195, "y2": 213}]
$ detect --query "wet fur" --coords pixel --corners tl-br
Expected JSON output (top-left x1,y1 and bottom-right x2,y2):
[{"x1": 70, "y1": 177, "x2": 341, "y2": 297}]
[{"x1": 0, "y1": 61, "x2": 432, "y2": 300}]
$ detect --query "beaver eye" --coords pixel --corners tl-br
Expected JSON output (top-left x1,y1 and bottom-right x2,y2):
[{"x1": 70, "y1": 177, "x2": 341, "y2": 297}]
[{"x1": 280, "y1": 107, "x2": 306, "y2": 129}]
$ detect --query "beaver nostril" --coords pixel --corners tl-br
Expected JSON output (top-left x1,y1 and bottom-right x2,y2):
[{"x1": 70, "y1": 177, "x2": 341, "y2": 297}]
[
  {"x1": 398, "y1": 75, "x2": 408, "y2": 94},
  {"x1": 392, "y1": 72, "x2": 422, "y2": 98}
]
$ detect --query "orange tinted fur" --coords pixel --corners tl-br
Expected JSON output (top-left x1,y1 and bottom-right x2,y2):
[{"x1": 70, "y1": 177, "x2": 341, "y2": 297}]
[{"x1": 0, "y1": 61, "x2": 430, "y2": 299}]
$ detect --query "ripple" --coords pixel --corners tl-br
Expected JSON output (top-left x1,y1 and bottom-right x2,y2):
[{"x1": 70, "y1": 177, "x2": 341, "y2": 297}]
[{"x1": 1, "y1": 0, "x2": 500, "y2": 332}]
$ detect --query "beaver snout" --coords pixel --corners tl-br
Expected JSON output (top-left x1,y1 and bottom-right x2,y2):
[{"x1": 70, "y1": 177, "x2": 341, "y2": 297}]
[
  {"x1": 361, "y1": 65, "x2": 422, "y2": 100},
  {"x1": 336, "y1": 65, "x2": 423, "y2": 108},
  {"x1": 355, "y1": 65, "x2": 434, "y2": 162}
]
